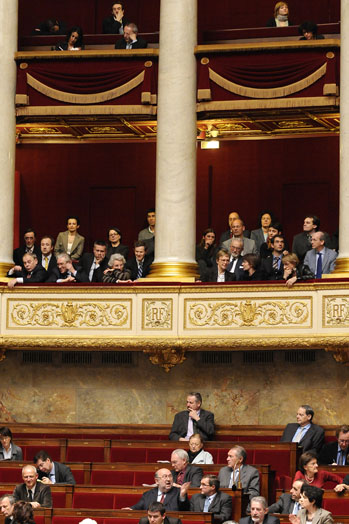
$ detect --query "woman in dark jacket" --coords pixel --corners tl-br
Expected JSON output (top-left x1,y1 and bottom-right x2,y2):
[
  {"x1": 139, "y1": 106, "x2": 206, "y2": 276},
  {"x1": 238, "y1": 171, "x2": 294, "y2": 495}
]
[{"x1": 0, "y1": 427, "x2": 23, "y2": 461}]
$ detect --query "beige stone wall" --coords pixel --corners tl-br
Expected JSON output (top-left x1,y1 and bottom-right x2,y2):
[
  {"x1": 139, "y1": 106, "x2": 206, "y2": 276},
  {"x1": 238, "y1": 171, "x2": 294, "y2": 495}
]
[{"x1": 0, "y1": 349, "x2": 347, "y2": 426}]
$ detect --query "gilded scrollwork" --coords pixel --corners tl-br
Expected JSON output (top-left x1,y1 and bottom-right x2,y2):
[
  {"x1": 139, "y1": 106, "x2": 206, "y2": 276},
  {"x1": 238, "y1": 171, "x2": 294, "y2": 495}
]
[
  {"x1": 9, "y1": 300, "x2": 130, "y2": 328},
  {"x1": 324, "y1": 296, "x2": 349, "y2": 326},
  {"x1": 187, "y1": 299, "x2": 310, "y2": 328},
  {"x1": 143, "y1": 347, "x2": 186, "y2": 372}
]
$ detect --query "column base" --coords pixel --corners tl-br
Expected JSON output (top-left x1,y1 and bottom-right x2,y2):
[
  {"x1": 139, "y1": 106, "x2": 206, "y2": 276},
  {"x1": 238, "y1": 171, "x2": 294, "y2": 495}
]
[
  {"x1": 145, "y1": 261, "x2": 200, "y2": 282},
  {"x1": 326, "y1": 257, "x2": 349, "y2": 278},
  {"x1": 0, "y1": 262, "x2": 12, "y2": 279}
]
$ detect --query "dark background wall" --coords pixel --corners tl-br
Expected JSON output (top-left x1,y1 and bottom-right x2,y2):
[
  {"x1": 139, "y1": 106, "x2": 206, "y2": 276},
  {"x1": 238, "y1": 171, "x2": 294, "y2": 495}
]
[{"x1": 15, "y1": 136, "x2": 339, "y2": 252}]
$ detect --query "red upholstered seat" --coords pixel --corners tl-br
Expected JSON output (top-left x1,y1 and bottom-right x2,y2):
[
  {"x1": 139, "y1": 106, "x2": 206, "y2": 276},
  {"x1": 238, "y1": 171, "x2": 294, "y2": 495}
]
[
  {"x1": 91, "y1": 471, "x2": 134, "y2": 486},
  {"x1": 110, "y1": 447, "x2": 146, "y2": 462},
  {"x1": 322, "y1": 497, "x2": 349, "y2": 515},
  {"x1": 254, "y1": 450, "x2": 290, "y2": 475},
  {"x1": 72, "y1": 493, "x2": 115, "y2": 509},
  {"x1": 134, "y1": 471, "x2": 157, "y2": 485},
  {"x1": 0, "y1": 468, "x2": 22, "y2": 483},
  {"x1": 146, "y1": 448, "x2": 171, "y2": 462},
  {"x1": 53, "y1": 518, "x2": 94, "y2": 524},
  {"x1": 113, "y1": 493, "x2": 141, "y2": 509},
  {"x1": 67, "y1": 446, "x2": 105, "y2": 462},
  {"x1": 51, "y1": 491, "x2": 68, "y2": 508},
  {"x1": 23, "y1": 445, "x2": 61, "y2": 461}
]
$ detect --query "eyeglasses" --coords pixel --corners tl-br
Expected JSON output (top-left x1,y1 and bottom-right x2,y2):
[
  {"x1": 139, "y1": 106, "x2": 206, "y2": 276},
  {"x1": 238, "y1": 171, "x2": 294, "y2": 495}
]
[{"x1": 338, "y1": 439, "x2": 349, "y2": 444}]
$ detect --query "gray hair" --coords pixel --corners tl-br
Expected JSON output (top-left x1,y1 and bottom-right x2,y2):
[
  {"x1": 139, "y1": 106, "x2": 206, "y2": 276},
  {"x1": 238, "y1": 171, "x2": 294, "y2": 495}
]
[
  {"x1": 0, "y1": 495, "x2": 15, "y2": 504},
  {"x1": 251, "y1": 496, "x2": 268, "y2": 509},
  {"x1": 108, "y1": 253, "x2": 126, "y2": 267},
  {"x1": 56, "y1": 253, "x2": 72, "y2": 263},
  {"x1": 125, "y1": 22, "x2": 138, "y2": 34},
  {"x1": 172, "y1": 449, "x2": 189, "y2": 462}
]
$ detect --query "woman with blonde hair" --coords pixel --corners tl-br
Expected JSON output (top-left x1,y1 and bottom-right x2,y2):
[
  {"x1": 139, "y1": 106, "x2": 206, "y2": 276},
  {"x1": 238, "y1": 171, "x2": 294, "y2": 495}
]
[{"x1": 266, "y1": 2, "x2": 294, "y2": 27}]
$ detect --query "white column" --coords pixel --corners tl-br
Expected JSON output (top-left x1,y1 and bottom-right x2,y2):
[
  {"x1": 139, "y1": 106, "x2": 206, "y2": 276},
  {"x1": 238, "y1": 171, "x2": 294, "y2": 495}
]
[
  {"x1": 0, "y1": 0, "x2": 17, "y2": 277},
  {"x1": 149, "y1": 0, "x2": 198, "y2": 280},
  {"x1": 335, "y1": 0, "x2": 349, "y2": 273}
]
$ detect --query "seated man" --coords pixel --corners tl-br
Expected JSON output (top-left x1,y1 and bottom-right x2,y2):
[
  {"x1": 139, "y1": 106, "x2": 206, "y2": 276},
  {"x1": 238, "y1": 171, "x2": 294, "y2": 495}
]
[
  {"x1": 103, "y1": 2, "x2": 129, "y2": 34},
  {"x1": 218, "y1": 446, "x2": 259, "y2": 500},
  {"x1": 304, "y1": 231, "x2": 337, "y2": 278},
  {"x1": 319, "y1": 425, "x2": 349, "y2": 465},
  {"x1": 260, "y1": 235, "x2": 285, "y2": 280},
  {"x1": 190, "y1": 474, "x2": 232, "y2": 523},
  {"x1": 115, "y1": 23, "x2": 148, "y2": 49},
  {"x1": 7, "y1": 253, "x2": 47, "y2": 288},
  {"x1": 33, "y1": 18, "x2": 67, "y2": 35},
  {"x1": 280, "y1": 404, "x2": 324, "y2": 454},
  {"x1": 227, "y1": 238, "x2": 245, "y2": 280},
  {"x1": 138, "y1": 501, "x2": 183, "y2": 524},
  {"x1": 126, "y1": 241, "x2": 153, "y2": 280},
  {"x1": 13, "y1": 465, "x2": 52, "y2": 508},
  {"x1": 138, "y1": 208, "x2": 156, "y2": 256},
  {"x1": 201, "y1": 249, "x2": 236, "y2": 282},
  {"x1": 222, "y1": 219, "x2": 257, "y2": 255},
  {"x1": 13, "y1": 229, "x2": 41, "y2": 267},
  {"x1": 268, "y1": 479, "x2": 305, "y2": 514},
  {"x1": 220, "y1": 211, "x2": 250, "y2": 244},
  {"x1": 171, "y1": 449, "x2": 203, "y2": 487},
  {"x1": 292, "y1": 215, "x2": 330, "y2": 262},
  {"x1": 78, "y1": 240, "x2": 108, "y2": 282},
  {"x1": 34, "y1": 450, "x2": 76, "y2": 485},
  {"x1": 40, "y1": 236, "x2": 57, "y2": 277},
  {"x1": 169, "y1": 392, "x2": 214, "y2": 441},
  {"x1": 0, "y1": 494, "x2": 15, "y2": 524},
  {"x1": 240, "y1": 496, "x2": 280, "y2": 524},
  {"x1": 46, "y1": 253, "x2": 87, "y2": 283},
  {"x1": 127, "y1": 468, "x2": 189, "y2": 511}
]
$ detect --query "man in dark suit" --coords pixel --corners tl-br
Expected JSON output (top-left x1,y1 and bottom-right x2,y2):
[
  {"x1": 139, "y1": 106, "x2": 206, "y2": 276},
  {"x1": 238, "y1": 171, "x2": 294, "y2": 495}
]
[
  {"x1": 40, "y1": 236, "x2": 57, "y2": 278},
  {"x1": 170, "y1": 449, "x2": 203, "y2": 487},
  {"x1": 7, "y1": 253, "x2": 47, "y2": 288},
  {"x1": 280, "y1": 405, "x2": 324, "y2": 454},
  {"x1": 240, "y1": 497, "x2": 280, "y2": 524},
  {"x1": 268, "y1": 479, "x2": 305, "y2": 514},
  {"x1": 46, "y1": 253, "x2": 86, "y2": 283},
  {"x1": 190, "y1": 474, "x2": 232, "y2": 523},
  {"x1": 103, "y1": 2, "x2": 129, "y2": 34},
  {"x1": 127, "y1": 468, "x2": 189, "y2": 511},
  {"x1": 169, "y1": 392, "x2": 214, "y2": 441},
  {"x1": 34, "y1": 450, "x2": 76, "y2": 484},
  {"x1": 292, "y1": 215, "x2": 331, "y2": 262},
  {"x1": 319, "y1": 425, "x2": 349, "y2": 465},
  {"x1": 77, "y1": 240, "x2": 108, "y2": 282},
  {"x1": 0, "y1": 494, "x2": 15, "y2": 524},
  {"x1": 227, "y1": 238, "x2": 245, "y2": 280},
  {"x1": 13, "y1": 228, "x2": 41, "y2": 266},
  {"x1": 13, "y1": 465, "x2": 52, "y2": 508},
  {"x1": 126, "y1": 241, "x2": 153, "y2": 280},
  {"x1": 201, "y1": 249, "x2": 236, "y2": 283},
  {"x1": 261, "y1": 235, "x2": 285, "y2": 280},
  {"x1": 138, "y1": 501, "x2": 183, "y2": 524},
  {"x1": 115, "y1": 23, "x2": 147, "y2": 49}
]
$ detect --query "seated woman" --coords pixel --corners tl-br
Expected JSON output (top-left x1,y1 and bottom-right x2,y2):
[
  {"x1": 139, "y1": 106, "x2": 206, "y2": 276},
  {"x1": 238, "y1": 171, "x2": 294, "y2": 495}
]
[
  {"x1": 241, "y1": 254, "x2": 264, "y2": 281},
  {"x1": 107, "y1": 227, "x2": 129, "y2": 261},
  {"x1": 54, "y1": 215, "x2": 85, "y2": 263},
  {"x1": 299, "y1": 21, "x2": 325, "y2": 40},
  {"x1": 289, "y1": 484, "x2": 334, "y2": 524},
  {"x1": 103, "y1": 253, "x2": 132, "y2": 283},
  {"x1": 12, "y1": 501, "x2": 35, "y2": 524},
  {"x1": 0, "y1": 427, "x2": 23, "y2": 460},
  {"x1": 250, "y1": 210, "x2": 274, "y2": 252},
  {"x1": 188, "y1": 433, "x2": 214, "y2": 464},
  {"x1": 196, "y1": 228, "x2": 217, "y2": 278},
  {"x1": 55, "y1": 26, "x2": 84, "y2": 51},
  {"x1": 282, "y1": 253, "x2": 314, "y2": 287},
  {"x1": 200, "y1": 249, "x2": 235, "y2": 283},
  {"x1": 294, "y1": 451, "x2": 343, "y2": 489},
  {"x1": 266, "y1": 2, "x2": 294, "y2": 27}
]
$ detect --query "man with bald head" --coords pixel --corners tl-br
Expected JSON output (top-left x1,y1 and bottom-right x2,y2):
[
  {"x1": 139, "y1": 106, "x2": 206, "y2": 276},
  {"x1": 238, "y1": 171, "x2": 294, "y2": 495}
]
[
  {"x1": 13, "y1": 465, "x2": 52, "y2": 508},
  {"x1": 127, "y1": 468, "x2": 190, "y2": 511},
  {"x1": 220, "y1": 212, "x2": 250, "y2": 244},
  {"x1": 222, "y1": 219, "x2": 257, "y2": 255}
]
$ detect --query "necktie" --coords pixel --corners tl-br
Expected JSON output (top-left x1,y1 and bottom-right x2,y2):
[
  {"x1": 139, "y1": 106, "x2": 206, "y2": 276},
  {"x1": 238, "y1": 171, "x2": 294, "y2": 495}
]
[
  {"x1": 204, "y1": 497, "x2": 211, "y2": 512},
  {"x1": 137, "y1": 262, "x2": 143, "y2": 279},
  {"x1": 293, "y1": 502, "x2": 300, "y2": 514},
  {"x1": 293, "y1": 427, "x2": 304, "y2": 443},
  {"x1": 44, "y1": 257, "x2": 49, "y2": 270},
  {"x1": 316, "y1": 252, "x2": 323, "y2": 278},
  {"x1": 176, "y1": 469, "x2": 185, "y2": 485},
  {"x1": 273, "y1": 257, "x2": 280, "y2": 270},
  {"x1": 27, "y1": 272, "x2": 32, "y2": 279},
  {"x1": 337, "y1": 450, "x2": 345, "y2": 465},
  {"x1": 28, "y1": 490, "x2": 33, "y2": 501},
  {"x1": 160, "y1": 493, "x2": 165, "y2": 503}
]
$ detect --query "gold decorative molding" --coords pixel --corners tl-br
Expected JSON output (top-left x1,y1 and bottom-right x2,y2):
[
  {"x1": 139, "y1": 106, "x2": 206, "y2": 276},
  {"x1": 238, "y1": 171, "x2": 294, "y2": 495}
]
[
  {"x1": 143, "y1": 347, "x2": 186, "y2": 372},
  {"x1": 0, "y1": 262, "x2": 13, "y2": 279},
  {"x1": 323, "y1": 296, "x2": 349, "y2": 327},
  {"x1": 185, "y1": 298, "x2": 311, "y2": 329},
  {"x1": 142, "y1": 299, "x2": 173, "y2": 330},
  {"x1": 147, "y1": 261, "x2": 199, "y2": 281},
  {"x1": 325, "y1": 347, "x2": 349, "y2": 366}
]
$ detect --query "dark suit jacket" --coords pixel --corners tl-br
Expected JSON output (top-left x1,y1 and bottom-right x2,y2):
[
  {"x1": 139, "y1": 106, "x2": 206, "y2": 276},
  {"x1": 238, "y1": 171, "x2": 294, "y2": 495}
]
[
  {"x1": 139, "y1": 518, "x2": 182, "y2": 524},
  {"x1": 107, "y1": 244, "x2": 129, "y2": 261},
  {"x1": 240, "y1": 516, "x2": 280, "y2": 524},
  {"x1": 38, "y1": 461, "x2": 76, "y2": 484},
  {"x1": 280, "y1": 423, "x2": 325, "y2": 454},
  {"x1": 40, "y1": 253, "x2": 57, "y2": 277},
  {"x1": 46, "y1": 266, "x2": 86, "y2": 283},
  {"x1": 78, "y1": 253, "x2": 109, "y2": 282},
  {"x1": 5, "y1": 517, "x2": 12, "y2": 524},
  {"x1": 227, "y1": 256, "x2": 245, "y2": 281},
  {"x1": 190, "y1": 491, "x2": 232, "y2": 523},
  {"x1": 131, "y1": 486, "x2": 189, "y2": 511},
  {"x1": 13, "y1": 245, "x2": 41, "y2": 266},
  {"x1": 115, "y1": 37, "x2": 148, "y2": 49},
  {"x1": 7, "y1": 264, "x2": 47, "y2": 283},
  {"x1": 171, "y1": 464, "x2": 203, "y2": 487},
  {"x1": 343, "y1": 474, "x2": 349, "y2": 485},
  {"x1": 268, "y1": 493, "x2": 295, "y2": 514},
  {"x1": 103, "y1": 15, "x2": 129, "y2": 34},
  {"x1": 126, "y1": 255, "x2": 153, "y2": 280},
  {"x1": 201, "y1": 268, "x2": 236, "y2": 283},
  {"x1": 318, "y1": 441, "x2": 349, "y2": 465},
  {"x1": 169, "y1": 408, "x2": 215, "y2": 441},
  {"x1": 292, "y1": 232, "x2": 331, "y2": 262},
  {"x1": 261, "y1": 255, "x2": 284, "y2": 280},
  {"x1": 13, "y1": 482, "x2": 52, "y2": 507}
]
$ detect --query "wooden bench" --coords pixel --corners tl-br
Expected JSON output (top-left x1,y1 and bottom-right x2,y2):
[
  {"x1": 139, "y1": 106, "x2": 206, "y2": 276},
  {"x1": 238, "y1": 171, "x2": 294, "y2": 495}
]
[{"x1": 0, "y1": 461, "x2": 90, "y2": 484}]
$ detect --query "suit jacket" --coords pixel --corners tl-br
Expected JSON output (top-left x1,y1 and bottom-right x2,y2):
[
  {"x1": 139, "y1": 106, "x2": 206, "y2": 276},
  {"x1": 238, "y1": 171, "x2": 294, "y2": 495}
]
[
  {"x1": 240, "y1": 515, "x2": 280, "y2": 524},
  {"x1": 126, "y1": 255, "x2": 153, "y2": 280},
  {"x1": 250, "y1": 228, "x2": 268, "y2": 252},
  {"x1": 268, "y1": 493, "x2": 296, "y2": 514},
  {"x1": 131, "y1": 486, "x2": 189, "y2": 511},
  {"x1": 171, "y1": 464, "x2": 203, "y2": 487},
  {"x1": 38, "y1": 461, "x2": 76, "y2": 484},
  {"x1": 139, "y1": 518, "x2": 182, "y2": 524},
  {"x1": 218, "y1": 465, "x2": 260, "y2": 499},
  {"x1": 222, "y1": 237, "x2": 257, "y2": 255},
  {"x1": 261, "y1": 255, "x2": 284, "y2": 280},
  {"x1": 297, "y1": 508, "x2": 334, "y2": 524},
  {"x1": 78, "y1": 253, "x2": 109, "y2": 282},
  {"x1": 46, "y1": 266, "x2": 86, "y2": 283},
  {"x1": 343, "y1": 474, "x2": 349, "y2": 485},
  {"x1": 319, "y1": 440, "x2": 349, "y2": 465},
  {"x1": 292, "y1": 232, "x2": 331, "y2": 262},
  {"x1": 115, "y1": 37, "x2": 148, "y2": 49},
  {"x1": 102, "y1": 15, "x2": 129, "y2": 34},
  {"x1": 40, "y1": 253, "x2": 57, "y2": 277},
  {"x1": 4, "y1": 517, "x2": 12, "y2": 524},
  {"x1": 201, "y1": 268, "x2": 236, "y2": 283},
  {"x1": 303, "y1": 247, "x2": 337, "y2": 276},
  {"x1": 227, "y1": 256, "x2": 245, "y2": 281},
  {"x1": 190, "y1": 491, "x2": 232, "y2": 523},
  {"x1": 169, "y1": 408, "x2": 215, "y2": 441},
  {"x1": 106, "y1": 244, "x2": 129, "y2": 261},
  {"x1": 13, "y1": 245, "x2": 41, "y2": 266},
  {"x1": 54, "y1": 231, "x2": 85, "y2": 261},
  {"x1": 7, "y1": 264, "x2": 47, "y2": 283},
  {"x1": 280, "y1": 423, "x2": 325, "y2": 454},
  {"x1": 0, "y1": 443, "x2": 23, "y2": 461},
  {"x1": 13, "y1": 482, "x2": 52, "y2": 507}
]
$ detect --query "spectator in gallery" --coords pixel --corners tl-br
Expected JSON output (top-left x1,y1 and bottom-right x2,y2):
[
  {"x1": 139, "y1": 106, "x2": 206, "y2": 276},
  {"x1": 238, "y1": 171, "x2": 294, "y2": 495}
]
[
  {"x1": 103, "y1": 2, "x2": 129, "y2": 34},
  {"x1": 46, "y1": 253, "x2": 86, "y2": 283},
  {"x1": 282, "y1": 253, "x2": 314, "y2": 287},
  {"x1": 299, "y1": 22, "x2": 325, "y2": 40},
  {"x1": 200, "y1": 249, "x2": 236, "y2": 283},
  {"x1": 126, "y1": 241, "x2": 153, "y2": 280},
  {"x1": 250, "y1": 210, "x2": 274, "y2": 252},
  {"x1": 259, "y1": 222, "x2": 286, "y2": 259},
  {"x1": 40, "y1": 236, "x2": 57, "y2": 277},
  {"x1": 106, "y1": 227, "x2": 129, "y2": 261},
  {"x1": 13, "y1": 228, "x2": 41, "y2": 267},
  {"x1": 33, "y1": 19, "x2": 67, "y2": 35},
  {"x1": 102, "y1": 253, "x2": 132, "y2": 283},
  {"x1": 7, "y1": 253, "x2": 47, "y2": 288},
  {"x1": 220, "y1": 211, "x2": 250, "y2": 244},
  {"x1": 303, "y1": 232, "x2": 337, "y2": 278},
  {"x1": 266, "y1": 2, "x2": 294, "y2": 27},
  {"x1": 222, "y1": 219, "x2": 257, "y2": 255},
  {"x1": 115, "y1": 23, "x2": 148, "y2": 49},
  {"x1": 0, "y1": 427, "x2": 23, "y2": 461},
  {"x1": 55, "y1": 27, "x2": 84, "y2": 51},
  {"x1": 196, "y1": 228, "x2": 217, "y2": 277},
  {"x1": 54, "y1": 215, "x2": 85, "y2": 262},
  {"x1": 240, "y1": 254, "x2": 264, "y2": 281},
  {"x1": 138, "y1": 208, "x2": 156, "y2": 255}
]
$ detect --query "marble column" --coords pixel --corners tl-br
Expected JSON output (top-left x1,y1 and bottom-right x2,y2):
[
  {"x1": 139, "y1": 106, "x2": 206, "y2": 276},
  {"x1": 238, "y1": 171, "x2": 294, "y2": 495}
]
[
  {"x1": 333, "y1": 0, "x2": 349, "y2": 274},
  {"x1": 148, "y1": 0, "x2": 199, "y2": 280},
  {"x1": 0, "y1": 0, "x2": 17, "y2": 277}
]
